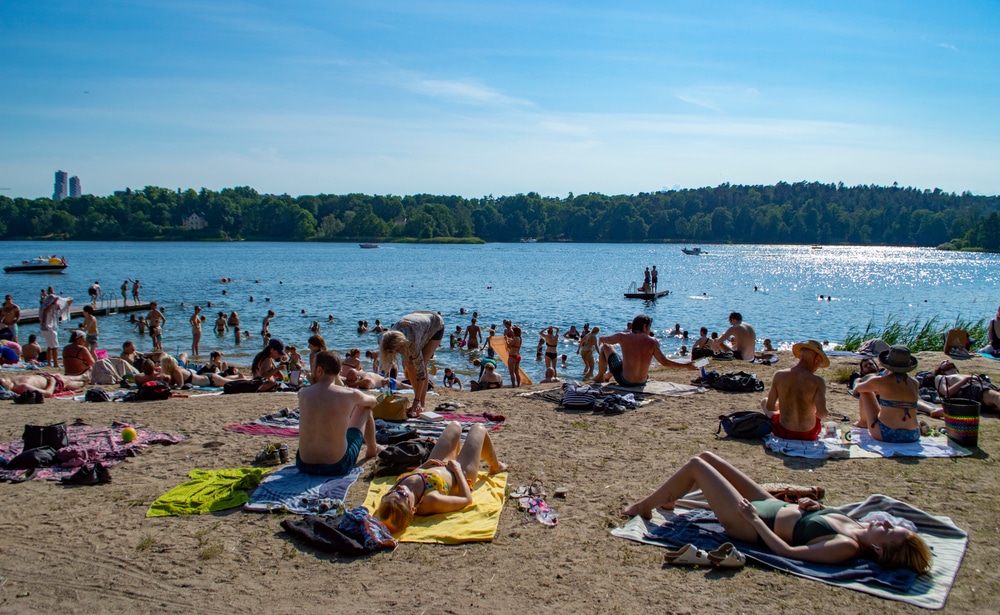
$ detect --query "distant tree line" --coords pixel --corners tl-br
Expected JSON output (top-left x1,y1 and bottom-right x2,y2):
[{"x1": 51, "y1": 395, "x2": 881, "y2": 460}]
[{"x1": 1, "y1": 182, "x2": 998, "y2": 248}]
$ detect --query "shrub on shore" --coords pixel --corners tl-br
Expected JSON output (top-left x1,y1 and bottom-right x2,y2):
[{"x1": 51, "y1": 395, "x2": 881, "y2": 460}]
[{"x1": 838, "y1": 315, "x2": 987, "y2": 353}]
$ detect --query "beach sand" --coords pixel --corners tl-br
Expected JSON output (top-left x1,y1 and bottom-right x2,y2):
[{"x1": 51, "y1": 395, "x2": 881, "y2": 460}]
[{"x1": 0, "y1": 351, "x2": 998, "y2": 614}]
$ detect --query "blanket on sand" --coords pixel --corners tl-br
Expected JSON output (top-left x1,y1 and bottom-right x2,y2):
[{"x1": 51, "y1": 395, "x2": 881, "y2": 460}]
[
  {"x1": 224, "y1": 408, "x2": 504, "y2": 438},
  {"x1": 603, "y1": 380, "x2": 708, "y2": 396},
  {"x1": 0, "y1": 422, "x2": 187, "y2": 482},
  {"x1": 764, "y1": 428, "x2": 972, "y2": 460},
  {"x1": 612, "y1": 493, "x2": 967, "y2": 609},
  {"x1": 363, "y1": 471, "x2": 507, "y2": 544},
  {"x1": 147, "y1": 468, "x2": 269, "y2": 517},
  {"x1": 246, "y1": 465, "x2": 363, "y2": 516}
]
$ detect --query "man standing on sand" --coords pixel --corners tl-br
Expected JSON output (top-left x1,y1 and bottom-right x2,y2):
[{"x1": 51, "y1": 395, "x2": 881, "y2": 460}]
[
  {"x1": 147, "y1": 302, "x2": 166, "y2": 352},
  {"x1": 464, "y1": 317, "x2": 482, "y2": 351},
  {"x1": 296, "y1": 350, "x2": 381, "y2": 476},
  {"x1": 762, "y1": 340, "x2": 829, "y2": 440},
  {"x1": 1, "y1": 295, "x2": 21, "y2": 342},
  {"x1": 712, "y1": 312, "x2": 757, "y2": 361},
  {"x1": 595, "y1": 315, "x2": 696, "y2": 386}
]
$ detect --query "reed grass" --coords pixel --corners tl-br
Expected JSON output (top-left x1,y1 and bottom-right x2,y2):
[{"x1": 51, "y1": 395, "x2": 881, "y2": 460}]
[{"x1": 838, "y1": 315, "x2": 988, "y2": 352}]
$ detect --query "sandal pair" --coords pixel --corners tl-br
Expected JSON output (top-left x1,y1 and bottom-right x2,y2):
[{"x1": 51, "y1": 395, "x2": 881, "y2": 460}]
[{"x1": 664, "y1": 542, "x2": 745, "y2": 568}]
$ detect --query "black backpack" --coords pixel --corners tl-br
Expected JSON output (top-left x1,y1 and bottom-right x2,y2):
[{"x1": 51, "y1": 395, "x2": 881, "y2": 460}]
[
  {"x1": 13, "y1": 390, "x2": 45, "y2": 405},
  {"x1": 713, "y1": 371, "x2": 765, "y2": 393},
  {"x1": 717, "y1": 411, "x2": 773, "y2": 439},
  {"x1": 85, "y1": 388, "x2": 114, "y2": 403},
  {"x1": 124, "y1": 381, "x2": 172, "y2": 402},
  {"x1": 23, "y1": 422, "x2": 69, "y2": 450},
  {"x1": 373, "y1": 439, "x2": 434, "y2": 477},
  {"x1": 223, "y1": 379, "x2": 265, "y2": 395}
]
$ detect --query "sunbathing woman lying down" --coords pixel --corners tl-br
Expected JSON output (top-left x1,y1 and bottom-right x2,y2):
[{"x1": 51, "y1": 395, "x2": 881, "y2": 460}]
[
  {"x1": 623, "y1": 452, "x2": 931, "y2": 574},
  {"x1": 375, "y1": 421, "x2": 507, "y2": 534}
]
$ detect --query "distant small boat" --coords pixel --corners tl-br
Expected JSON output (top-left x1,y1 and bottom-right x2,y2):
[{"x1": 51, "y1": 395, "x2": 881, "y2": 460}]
[
  {"x1": 4, "y1": 255, "x2": 68, "y2": 273},
  {"x1": 811, "y1": 246, "x2": 823, "y2": 250},
  {"x1": 359, "y1": 243, "x2": 379, "y2": 249},
  {"x1": 520, "y1": 238, "x2": 537, "y2": 243},
  {"x1": 681, "y1": 247, "x2": 704, "y2": 255}
]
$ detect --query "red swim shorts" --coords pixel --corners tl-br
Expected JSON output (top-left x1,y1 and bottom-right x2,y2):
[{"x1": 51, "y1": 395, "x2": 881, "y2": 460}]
[{"x1": 771, "y1": 413, "x2": 822, "y2": 441}]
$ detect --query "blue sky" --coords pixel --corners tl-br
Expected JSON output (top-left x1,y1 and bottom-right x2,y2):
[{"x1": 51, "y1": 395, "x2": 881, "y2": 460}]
[{"x1": 2, "y1": 0, "x2": 998, "y2": 199}]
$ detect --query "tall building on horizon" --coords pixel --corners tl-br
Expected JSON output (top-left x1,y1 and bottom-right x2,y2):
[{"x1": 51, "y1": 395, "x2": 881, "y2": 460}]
[
  {"x1": 53, "y1": 170, "x2": 68, "y2": 201},
  {"x1": 69, "y1": 176, "x2": 81, "y2": 198}
]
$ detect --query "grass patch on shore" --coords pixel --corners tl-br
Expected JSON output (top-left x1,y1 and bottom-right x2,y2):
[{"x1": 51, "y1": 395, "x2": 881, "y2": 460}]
[{"x1": 838, "y1": 315, "x2": 987, "y2": 352}]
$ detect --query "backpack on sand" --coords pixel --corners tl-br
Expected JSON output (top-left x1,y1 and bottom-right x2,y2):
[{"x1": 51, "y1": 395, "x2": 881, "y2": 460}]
[
  {"x1": 713, "y1": 371, "x2": 765, "y2": 393},
  {"x1": 716, "y1": 411, "x2": 773, "y2": 439}
]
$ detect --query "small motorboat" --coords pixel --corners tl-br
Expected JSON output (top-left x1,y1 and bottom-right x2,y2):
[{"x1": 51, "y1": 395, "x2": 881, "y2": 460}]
[
  {"x1": 359, "y1": 243, "x2": 379, "y2": 249},
  {"x1": 4, "y1": 255, "x2": 68, "y2": 273},
  {"x1": 681, "y1": 247, "x2": 704, "y2": 255}
]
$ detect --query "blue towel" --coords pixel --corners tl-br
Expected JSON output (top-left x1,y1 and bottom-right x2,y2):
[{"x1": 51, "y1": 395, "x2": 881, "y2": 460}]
[{"x1": 245, "y1": 465, "x2": 362, "y2": 515}]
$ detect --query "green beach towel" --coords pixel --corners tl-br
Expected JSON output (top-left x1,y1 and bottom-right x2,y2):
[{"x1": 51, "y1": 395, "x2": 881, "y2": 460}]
[{"x1": 147, "y1": 468, "x2": 270, "y2": 517}]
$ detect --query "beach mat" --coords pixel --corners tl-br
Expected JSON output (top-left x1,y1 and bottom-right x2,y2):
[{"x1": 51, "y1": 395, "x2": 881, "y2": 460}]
[
  {"x1": 612, "y1": 493, "x2": 967, "y2": 609},
  {"x1": 147, "y1": 467, "x2": 269, "y2": 517},
  {"x1": 363, "y1": 471, "x2": 507, "y2": 544},
  {"x1": 224, "y1": 408, "x2": 503, "y2": 439},
  {"x1": 0, "y1": 422, "x2": 188, "y2": 482},
  {"x1": 246, "y1": 465, "x2": 363, "y2": 516},
  {"x1": 604, "y1": 380, "x2": 708, "y2": 396},
  {"x1": 764, "y1": 429, "x2": 972, "y2": 460}
]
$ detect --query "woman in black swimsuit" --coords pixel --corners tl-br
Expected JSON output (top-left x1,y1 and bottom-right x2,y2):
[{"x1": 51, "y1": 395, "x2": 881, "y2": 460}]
[
  {"x1": 160, "y1": 356, "x2": 242, "y2": 388},
  {"x1": 623, "y1": 452, "x2": 931, "y2": 573},
  {"x1": 539, "y1": 326, "x2": 560, "y2": 377}
]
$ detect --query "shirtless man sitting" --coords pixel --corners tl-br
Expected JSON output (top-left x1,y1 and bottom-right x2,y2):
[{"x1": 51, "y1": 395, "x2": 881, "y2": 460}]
[
  {"x1": 296, "y1": 351, "x2": 382, "y2": 477},
  {"x1": 762, "y1": 340, "x2": 829, "y2": 440},
  {"x1": 595, "y1": 315, "x2": 696, "y2": 386},
  {"x1": 713, "y1": 312, "x2": 756, "y2": 361},
  {"x1": 0, "y1": 373, "x2": 89, "y2": 397}
]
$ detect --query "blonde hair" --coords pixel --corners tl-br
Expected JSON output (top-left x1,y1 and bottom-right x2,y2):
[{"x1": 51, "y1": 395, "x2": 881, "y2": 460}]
[
  {"x1": 159, "y1": 355, "x2": 179, "y2": 377},
  {"x1": 375, "y1": 496, "x2": 414, "y2": 534},
  {"x1": 379, "y1": 330, "x2": 407, "y2": 374},
  {"x1": 878, "y1": 531, "x2": 933, "y2": 574}
]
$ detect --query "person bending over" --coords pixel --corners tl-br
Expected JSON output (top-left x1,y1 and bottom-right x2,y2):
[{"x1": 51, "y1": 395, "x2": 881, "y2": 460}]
[
  {"x1": 595, "y1": 315, "x2": 696, "y2": 386},
  {"x1": 623, "y1": 452, "x2": 931, "y2": 574},
  {"x1": 296, "y1": 351, "x2": 381, "y2": 477},
  {"x1": 762, "y1": 340, "x2": 829, "y2": 440},
  {"x1": 854, "y1": 346, "x2": 921, "y2": 443},
  {"x1": 375, "y1": 421, "x2": 506, "y2": 533},
  {"x1": 379, "y1": 311, "x2": 444, "y2": 417}
]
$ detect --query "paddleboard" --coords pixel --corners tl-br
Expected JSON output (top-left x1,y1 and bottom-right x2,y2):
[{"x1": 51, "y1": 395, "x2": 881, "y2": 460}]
[{"x1": 489, "y1": 335, "x2": 533, "y2": 385}]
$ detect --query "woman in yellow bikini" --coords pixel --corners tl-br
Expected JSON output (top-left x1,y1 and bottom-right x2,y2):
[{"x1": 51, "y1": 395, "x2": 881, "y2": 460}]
[{"x1": 375, "y1": 421, "x2": 507, "y2": 534}]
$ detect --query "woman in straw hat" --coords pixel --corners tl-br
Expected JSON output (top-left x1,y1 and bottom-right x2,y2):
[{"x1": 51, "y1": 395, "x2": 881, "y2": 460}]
[{"x1": 854, "y1": 345, "x2": 920, "y2": 443}]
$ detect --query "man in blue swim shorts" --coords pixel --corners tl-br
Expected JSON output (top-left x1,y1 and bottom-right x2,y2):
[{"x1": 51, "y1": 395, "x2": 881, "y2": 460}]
[
  {"x1": 595, "y1": 315, "x2": 697, "y2": 387},
  {"x1": 296, "y1": 350, "x2": 382, "y2": 476}
]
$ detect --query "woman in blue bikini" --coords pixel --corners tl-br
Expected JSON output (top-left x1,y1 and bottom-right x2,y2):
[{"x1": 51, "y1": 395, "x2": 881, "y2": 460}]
[
  {"x1": 854, "y1": 345, "x2": 921, "y2": 443},
  {"x1": 375, "y1": 421, "x2": 507, "y2": 534},
  {"x1": 623, "y1": 452, "x2": 931, "y2": 573}
]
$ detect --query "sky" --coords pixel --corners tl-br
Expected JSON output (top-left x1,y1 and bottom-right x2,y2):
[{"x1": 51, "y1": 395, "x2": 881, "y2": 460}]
[{"x1": 2, "y1": 0, "x2": 999, "y2": 199}]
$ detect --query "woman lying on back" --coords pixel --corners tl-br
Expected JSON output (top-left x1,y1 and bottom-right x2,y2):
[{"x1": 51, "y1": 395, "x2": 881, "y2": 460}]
[
  {"x1": 623, "y1": 451, "x2": 931, "y2": 574},
  {"x1": 159, "y1": 355, "x2": 243, "y2": 388}
]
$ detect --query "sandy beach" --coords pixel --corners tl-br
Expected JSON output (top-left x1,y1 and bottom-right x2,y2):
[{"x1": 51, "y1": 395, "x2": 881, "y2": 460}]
[{"x1": 0, "y1": 350, "x2": 998, "y2": 614}]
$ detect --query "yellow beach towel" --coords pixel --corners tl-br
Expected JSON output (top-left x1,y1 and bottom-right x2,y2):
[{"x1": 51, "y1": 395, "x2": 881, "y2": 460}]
[{"x1": 363, "y1": 471, "x2": 508, "y2": 544}]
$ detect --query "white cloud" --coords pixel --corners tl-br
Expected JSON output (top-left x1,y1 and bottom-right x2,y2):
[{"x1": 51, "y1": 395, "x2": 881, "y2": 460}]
[
  {"x1": 936, "y1": 42, "x2": 958, "y2": 51},
  {"x1": 407, "y1": 78, "x2": 534, "y2": 107}
]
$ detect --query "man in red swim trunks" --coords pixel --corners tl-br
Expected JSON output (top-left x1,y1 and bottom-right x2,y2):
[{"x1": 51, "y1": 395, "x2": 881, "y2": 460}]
[{"x1": 762, "y1": 340, "x2": 829, "y2": 440}]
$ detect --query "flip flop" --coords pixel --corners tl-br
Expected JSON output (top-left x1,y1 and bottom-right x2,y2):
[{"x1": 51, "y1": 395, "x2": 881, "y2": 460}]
[
  {"x1": 707, "y1": 542, "x2": 746, "y2": 568},
  {"x1": 663, "y1": 544, "x2": 711, "y2": 566}
]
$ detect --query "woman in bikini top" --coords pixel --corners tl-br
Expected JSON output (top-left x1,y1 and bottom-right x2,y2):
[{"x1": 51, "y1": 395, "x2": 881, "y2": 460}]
[
  {"x1": 376, "y1": 421, "x2": 507, "y2": 534},
  {"x1": 853, "y1": 346, "x2": 920, "y2": 443},
  {"x1": 159, "y1": 356, "x2": 242, "y2": 388}
]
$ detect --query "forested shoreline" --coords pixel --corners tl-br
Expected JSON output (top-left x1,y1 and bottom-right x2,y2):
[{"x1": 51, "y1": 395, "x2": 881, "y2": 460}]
[{"x1": 1, "y1": 182, "x2": 998, "y2": 249}]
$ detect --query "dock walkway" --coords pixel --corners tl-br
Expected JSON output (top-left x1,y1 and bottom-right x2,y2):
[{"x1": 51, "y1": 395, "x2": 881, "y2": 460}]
[{"x1": 17, "y1": 299, "x2": 152, "y2": 325}]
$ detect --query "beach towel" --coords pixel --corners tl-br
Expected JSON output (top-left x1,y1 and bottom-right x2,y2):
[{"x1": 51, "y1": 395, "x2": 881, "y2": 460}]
[
  {"x1": 147, "y1": 468, "x2": 269, "y2": 517},
  {"x1": 0, "y1": 422, "x2": 187, "y2": 482},
  {"x1": 245, "y1": 465, "x2": 363, "y2": 516},
  {"x1": 224, "y1": 408, "x2": 503, "y2": 439},
  {"x1": 604, "y1": 380, "x2": 708, "y2": 396},
  {"x1": 362, "y1": 471, "x2": 508, "y2": 544},
  {"x1": 764, "y1": 429, "x2": 972, "y2": 460},
  {"x1": 612, "y1": 493, "x2": 967, "y2": 609}
]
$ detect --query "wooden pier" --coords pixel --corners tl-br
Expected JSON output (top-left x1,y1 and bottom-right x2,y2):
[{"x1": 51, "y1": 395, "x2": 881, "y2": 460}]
[{"x1": 17, "y1": 299, "x2": 153, "y2": 325}]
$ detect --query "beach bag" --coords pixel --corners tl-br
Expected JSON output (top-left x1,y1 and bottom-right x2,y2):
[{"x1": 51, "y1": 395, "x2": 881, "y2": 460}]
[
  {"x1": 372, "y1": 393, "x2": 408, "y2": 421},
  {"x1": 22, "y1": 422, "x2": 69, "y2": 450},
  {"x1": 373, "y1": 439, "x2": 434, "y2": 477},
  {"x1": 5, "y1": 446, "x2": 58, "y2": 470},
  {"x1": 561, "y1": 383, "x2": 600, "y2": 409},
  {"x1": 223, "y1": 379, "x2": 265, "y2": 395},
  {"x1": 713, "y1": 371, "x2": 765, "y2": 393},
  {"x1": 691, "y1": 346, "x2": 714, "y2": 360},
  {"x1": 716, "y1": 411, "x2": 773, "y2": 439},
  {"x1": 13, "y1": 390, "x2": 44, "y2": 405},
  {"x1": 85, "y1": 388, "x2": 114, "y2": 403},
  {"x1": 125, "y1": 381, "x2": 171, "y2": 402}
]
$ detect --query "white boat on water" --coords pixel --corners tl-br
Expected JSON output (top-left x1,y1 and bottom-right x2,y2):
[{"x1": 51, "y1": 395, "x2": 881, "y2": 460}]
[
  {"x1": 4, "y1": 255, "x2": 68, "y2": 273},
  {"x1": 520, "y1": 238, "x2": 537, "y2": 243},
  {"x1": 681, "y1": 247, "x2": 704, "y2": 255}
]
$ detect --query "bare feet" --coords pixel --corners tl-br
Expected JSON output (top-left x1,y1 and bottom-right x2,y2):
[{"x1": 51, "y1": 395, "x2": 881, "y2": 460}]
[
  {"x1": 621, "y1": 502, "x2": 652, "y2": 519},
  {"x1": 852, "y1": 420, "x2": 868, "y2": 428},
  {"x1": 364, "y1": 444, "x2": 386, "y2": 460},
  {"x1": 489, "y1": 461, "x2": 508, "y2": 474}
]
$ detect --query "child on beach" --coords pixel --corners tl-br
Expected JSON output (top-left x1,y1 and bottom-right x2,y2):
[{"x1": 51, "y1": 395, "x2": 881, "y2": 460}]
[
  {"x1": 443, "y1": 367, "x2": 462, "y2": 389},
  {"x1": 82, "y1": 305, "x2": 99, "y2": 352}
]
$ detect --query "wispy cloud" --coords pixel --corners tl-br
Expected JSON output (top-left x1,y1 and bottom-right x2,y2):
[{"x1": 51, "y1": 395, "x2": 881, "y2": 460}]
[
  {"x1": 675, "y1": 94, "x2": 723, "y2": 113},
  {"x1": 407, "y1": 78, "x2": 534, "y2": 107},
  {"x1": 936, "y1": 42, "x2": 958, "y2": 51}
]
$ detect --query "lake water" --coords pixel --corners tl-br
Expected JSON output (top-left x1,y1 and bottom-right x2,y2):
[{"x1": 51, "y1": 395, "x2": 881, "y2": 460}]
[{"x1": 3, "y1": 241, "x2": 998, "y2": 382}]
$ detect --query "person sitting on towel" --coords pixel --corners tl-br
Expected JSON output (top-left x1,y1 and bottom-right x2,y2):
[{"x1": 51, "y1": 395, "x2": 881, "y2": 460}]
[
  {"x1": 853, "y1": 346, "x2": 921, "y2": 443},
  {"x1": 375, "y1": 421, "x2": 507, "y2": 533},
  {"x1": 296, "y1": 350, "x2": 382, "y2": 477},
  {"x1": 761, "y1": 340, "x2": 829, "y2": 440},
  {"x1": 623, "y1": 451, "x2": 931, "y2": 574},
  {"x1": 594, "y1": 314, "x2": 696, "y2": 387}
]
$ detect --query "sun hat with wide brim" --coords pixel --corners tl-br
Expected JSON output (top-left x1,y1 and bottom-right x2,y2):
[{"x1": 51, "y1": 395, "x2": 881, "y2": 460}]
[
  {"x1": 792, "y1": 340, "x2": 830, "y2": 368},
  {"x1": 878, "y1": 345, "x2": 919, "y2": 373}
]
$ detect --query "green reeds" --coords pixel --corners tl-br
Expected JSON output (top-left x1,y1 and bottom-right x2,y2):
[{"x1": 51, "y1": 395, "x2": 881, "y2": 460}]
[{"x1": 839, "y1": 315, "x2": 987, "y2": 353}]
